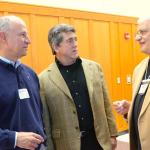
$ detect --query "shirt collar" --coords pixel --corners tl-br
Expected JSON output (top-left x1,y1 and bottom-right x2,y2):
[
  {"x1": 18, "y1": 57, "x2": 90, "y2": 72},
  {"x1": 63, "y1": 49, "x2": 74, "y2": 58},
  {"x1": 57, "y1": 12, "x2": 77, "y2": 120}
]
[
  {"x1": 55, "y1": 57, "x2": 82, "y2": 68},
  {"x1": 0, "y1": 56, "x2": 21, "y2": 68}
]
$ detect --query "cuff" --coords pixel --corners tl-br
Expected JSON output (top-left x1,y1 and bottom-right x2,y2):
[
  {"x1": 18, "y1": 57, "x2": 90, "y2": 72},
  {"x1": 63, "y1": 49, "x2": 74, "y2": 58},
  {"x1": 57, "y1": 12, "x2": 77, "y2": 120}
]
[{"x1": 8, "y1": 131, "x2": 16, "y2": 148}]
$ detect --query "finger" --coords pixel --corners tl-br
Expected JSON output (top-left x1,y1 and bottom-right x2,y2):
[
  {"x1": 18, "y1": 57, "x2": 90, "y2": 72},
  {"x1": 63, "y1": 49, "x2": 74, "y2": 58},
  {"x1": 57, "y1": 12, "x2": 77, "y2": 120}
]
[
  {"x1": 31, "y1": 142, "x2": 39, "y2": 148},
  {"x1": 32, "y1": 133, "x2": 44, "y2": 142},
  {"x1": 28, "y1": 141, "x2": 39, "y2": 150},
  {"x1": 115, "y1": 107, "x2": 123, "y2": 112},
  {"x1": 31, "y1": 137, "x2": 42, "y2": 144},
  {"x1": 113, "y1": 102, "x2": 120, "y2": 106},
  {"x1": 117, "y1": 109, "x2": 125, "y2": 115}
]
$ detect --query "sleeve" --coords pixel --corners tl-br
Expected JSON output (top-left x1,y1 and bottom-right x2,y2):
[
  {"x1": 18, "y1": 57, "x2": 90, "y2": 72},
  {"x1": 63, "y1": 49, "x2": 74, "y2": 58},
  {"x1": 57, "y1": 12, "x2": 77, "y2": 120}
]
[
  {"x1": 39, "y1": 76, "x2": 55, "y2": 150},
  {"x1": 0, "y1": 129, "x2": 16, "y2": 149},
  {"x1": 98, "y1": 64, "x2": 118, "y2": 137}
]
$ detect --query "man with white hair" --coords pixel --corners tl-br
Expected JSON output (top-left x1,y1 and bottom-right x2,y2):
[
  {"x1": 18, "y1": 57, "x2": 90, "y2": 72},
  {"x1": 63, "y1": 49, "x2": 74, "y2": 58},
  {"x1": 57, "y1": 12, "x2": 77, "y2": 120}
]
[
  {"x1": 0, "y1": 15, "x2": 50, "y2": 150},
  {"x1": 113, "y1": 17, "x2": 150, "y2": 150}
]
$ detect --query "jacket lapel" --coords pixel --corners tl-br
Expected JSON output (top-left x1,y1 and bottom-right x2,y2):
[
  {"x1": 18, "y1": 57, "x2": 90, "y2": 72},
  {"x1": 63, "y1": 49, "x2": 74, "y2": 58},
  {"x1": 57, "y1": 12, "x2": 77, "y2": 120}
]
[
  {"x1": 132, "y1": 59, "x2": 148, "y2": 101},
  {"x1": 47, "y1": 63, "x2": 73, "y2": 100},
  {"x1": 129, "y1": 58, "x2": 148, "y2": 120},
  {"x1": 140, "y1": 86, "x2": 150, "y2": 116},
  {"x1": 82, "y1": 59, "x2": 93, "y2": 101},
  {"x1": 139, "y1": 58, "x2": 150, "y2": 117},
  {"x1": 47, "y1": 59, "x2": 93, "y2": 103}
]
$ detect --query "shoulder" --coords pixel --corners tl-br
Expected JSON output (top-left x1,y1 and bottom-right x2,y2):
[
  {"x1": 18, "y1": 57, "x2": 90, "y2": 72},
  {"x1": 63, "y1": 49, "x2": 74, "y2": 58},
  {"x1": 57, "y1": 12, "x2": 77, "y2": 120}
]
[
  {"x1": 81, "y1": 58, "x2": 100, "y2": 66},
  {"x1": 38, "y1": 68, "x2": 48, "y2": 79},
  {"x1": 81, "y1": 58, "x2": 103, "y2": 70},
  {"x1": 81, "y1": 58, "x2": 96, "y2": 64},
  {"x1": 20, "y1": 64, "x2": 40, "y2": 84},
  {"x1": 38, "y1": 63, "x2": 55, "y2": 78},
  {"x1": 134, "y1": 57, "x2": 149, "y2": 73},
  {"x1": 21, "y1": 64, "x2": 37, "y2": 76}
]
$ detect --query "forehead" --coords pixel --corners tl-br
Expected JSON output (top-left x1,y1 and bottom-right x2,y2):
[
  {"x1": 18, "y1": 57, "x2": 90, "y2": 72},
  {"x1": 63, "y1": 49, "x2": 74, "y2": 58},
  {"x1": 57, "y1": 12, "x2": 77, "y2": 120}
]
[
  {"x1": 138, "y1": 20, "x2": 150, "y2": 30},
  {"x1": 9, "y1": 21, "x2": 27, "y2": 33},
  {"x1": 62, "y1": 31, "x2": 76, "y2": 39}
]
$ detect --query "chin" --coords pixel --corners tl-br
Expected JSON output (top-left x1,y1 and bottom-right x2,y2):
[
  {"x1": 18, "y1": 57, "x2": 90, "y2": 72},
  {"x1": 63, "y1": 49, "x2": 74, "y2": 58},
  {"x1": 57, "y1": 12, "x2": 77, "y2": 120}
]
[
  {"x1": 21, "y1": 52, "x2": 27, "y2": 57},
  {"x1": 74, "y1": 54, "x2": 79, "y2": 58},
  {"x1": 141, "y1": 49, "x2": 150, "y2": 55},
  {"x1": 24, "y1": 52, "x2": 27, "y2": 55}
]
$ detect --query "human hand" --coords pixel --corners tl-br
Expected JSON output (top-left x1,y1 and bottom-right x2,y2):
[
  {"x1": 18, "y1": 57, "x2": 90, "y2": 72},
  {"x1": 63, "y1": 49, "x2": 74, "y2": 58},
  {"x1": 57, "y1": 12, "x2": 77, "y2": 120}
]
[
  {"x1": 16, "y1": 132, "x2": 44, "y2": 150},
  {"x1": 110, "y1": 136, "x2": 117, "y2": 150},
  {"x1": 113, "y1": 100, "x2": 130, "y2": 115}
]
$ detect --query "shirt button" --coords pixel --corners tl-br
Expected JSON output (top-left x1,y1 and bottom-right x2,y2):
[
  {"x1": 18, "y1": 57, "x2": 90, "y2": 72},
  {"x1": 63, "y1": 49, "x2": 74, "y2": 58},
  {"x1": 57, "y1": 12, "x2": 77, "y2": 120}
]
[
  {"x1": 81, "y1": 117, "x2": 84, "y2": 120},
  {"x1": 73, "y1": 110, "x2": 76, "y2": 114},
  {"x1": 66, "y1": 70, "x2": 69, "y2": 73},
  {"x1": 75, "y1": 126, "x2": 79, "y2": 130},
  {"x1": 78, "y1": 105, "x2": 82, "y2": 108},
  {"x1": 72, "y1": 80, "x2": 76, "y2": 83},
  {"x1": 75, "y1": 92, "x2": 79, "y2": 95}
]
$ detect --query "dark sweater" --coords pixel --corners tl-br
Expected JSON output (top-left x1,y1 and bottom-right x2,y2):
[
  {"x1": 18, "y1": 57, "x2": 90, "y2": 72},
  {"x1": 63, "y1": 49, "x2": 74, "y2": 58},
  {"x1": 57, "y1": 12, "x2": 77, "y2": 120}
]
[{"x1": 0, "y1": 60, "x2": 46, "y2": 150}]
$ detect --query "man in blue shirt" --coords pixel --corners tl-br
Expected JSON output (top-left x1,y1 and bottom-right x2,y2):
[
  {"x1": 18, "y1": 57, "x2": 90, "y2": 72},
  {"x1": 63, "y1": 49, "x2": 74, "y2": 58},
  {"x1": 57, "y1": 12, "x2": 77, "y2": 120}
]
[{"x1": 0, "y1": 15, "x2": 50, "y2": 150}]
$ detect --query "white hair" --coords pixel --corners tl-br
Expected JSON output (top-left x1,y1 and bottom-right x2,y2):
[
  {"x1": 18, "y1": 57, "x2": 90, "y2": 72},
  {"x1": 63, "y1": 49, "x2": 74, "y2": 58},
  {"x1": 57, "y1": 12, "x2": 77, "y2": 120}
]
[
  {"x1": 0, "y1": 15, "x2": 25, "y2": 33},
  {"x1": 137, "y1": 16, "x2": 150, "y2": 24}
]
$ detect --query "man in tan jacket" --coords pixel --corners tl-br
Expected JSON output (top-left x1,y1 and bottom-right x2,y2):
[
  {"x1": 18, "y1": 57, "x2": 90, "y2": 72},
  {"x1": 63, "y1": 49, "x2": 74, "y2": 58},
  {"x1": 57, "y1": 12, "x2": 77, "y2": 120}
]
[
  {"x1": 113, "y1": 17, "x2": 150, "y2": 150},
  {"x1": 39, "y1": 23, "x2": 118, "y2": 150}
]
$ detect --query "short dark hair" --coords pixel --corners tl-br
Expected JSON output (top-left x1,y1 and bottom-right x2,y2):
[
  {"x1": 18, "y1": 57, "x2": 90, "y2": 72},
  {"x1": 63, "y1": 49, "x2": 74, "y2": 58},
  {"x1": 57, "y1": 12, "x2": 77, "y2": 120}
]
[{"x1": 48, "y1": 23, "x2": 76, "y2": 55}]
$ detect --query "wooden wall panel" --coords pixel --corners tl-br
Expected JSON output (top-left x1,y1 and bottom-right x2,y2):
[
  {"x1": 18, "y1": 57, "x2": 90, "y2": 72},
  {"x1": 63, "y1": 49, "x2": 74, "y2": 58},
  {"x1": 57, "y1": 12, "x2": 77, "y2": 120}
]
[
  {"x1": 0, "y1": 12, "x2": 3, "y2": 16},
  {"x1": 90, "y1": 20, "x2": 112, "y2": 94},
  {"x1": 110, "y1": 22, "x2": 129, "y2": 131},
  {"x1": 58, "y1": 17, "x2": 70, "y2": 24},
  {"x1": 119, "y1": 23, "x2": 133, "y2": 100},
  {"x1": 34, "y1": 16, "x2": 58, "y2": 73},
  {"x1": 73, "y1": 19, "x2": 90, "y2": 59},
  {"x1": 110, "y1": 22, "x2": 122, "y2": 99},
  {"x1": 0, "y1": 1, "x2": 141, "y2": 132}
]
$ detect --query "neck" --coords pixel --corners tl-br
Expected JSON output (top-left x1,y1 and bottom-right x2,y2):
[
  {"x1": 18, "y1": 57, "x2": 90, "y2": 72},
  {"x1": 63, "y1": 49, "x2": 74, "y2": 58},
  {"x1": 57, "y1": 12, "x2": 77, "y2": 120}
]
[
  {"x1": 0, "y1": 50, "x2": 18, "y2": 62},
  {"x1": 56, "y1": 56, "x2": 76, "y2": 66},
  {"x1": 2, "y1": 55, "x2": 17, "y2": 62}
]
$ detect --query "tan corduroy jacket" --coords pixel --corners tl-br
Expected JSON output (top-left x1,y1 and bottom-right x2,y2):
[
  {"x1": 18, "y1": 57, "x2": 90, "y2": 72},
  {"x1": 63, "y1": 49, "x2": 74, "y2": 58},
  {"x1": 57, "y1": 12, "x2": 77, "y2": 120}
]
[
  {"x1": 128, "y1": 57, "x2": 150, "y2": 150},
  {"x1": 39, "y1": 58, "x2": 117, "y2": 150}
]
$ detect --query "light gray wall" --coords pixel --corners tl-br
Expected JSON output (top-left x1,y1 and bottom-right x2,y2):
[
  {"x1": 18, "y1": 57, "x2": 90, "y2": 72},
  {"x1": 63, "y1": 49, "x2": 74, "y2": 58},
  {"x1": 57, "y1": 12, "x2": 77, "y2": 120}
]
[{"x1": 1, "y1": 0, "x2": 149, "y2": 17}]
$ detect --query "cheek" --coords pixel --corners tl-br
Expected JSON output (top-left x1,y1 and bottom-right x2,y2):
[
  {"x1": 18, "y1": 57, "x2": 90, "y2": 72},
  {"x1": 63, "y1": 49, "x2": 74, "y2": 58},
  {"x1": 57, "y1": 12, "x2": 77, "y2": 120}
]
[
  {"x1": 147, "y1": 43, "x2": 150, "y2": 51},
  {"x1": 146, "y1": 34, "x2": 150, "y2": 41},
  {"x1": 64, "y1": 46, "x2": 70, "y2": 53},
  {"x1": 8, "y1": 42, "x2": 16, "y2": 50},
  {"x1": 148, "y1": 37, "x2": 150, "y2": 44},
  {"x1": 9, "y1": 39, "x2": 18, "y2": 48}
]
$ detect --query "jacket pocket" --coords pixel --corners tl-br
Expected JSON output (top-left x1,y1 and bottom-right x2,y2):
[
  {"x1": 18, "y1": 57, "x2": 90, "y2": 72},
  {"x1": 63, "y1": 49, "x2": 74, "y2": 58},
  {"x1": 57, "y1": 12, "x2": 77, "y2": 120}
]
[{"x1": 52, "y1": 129, "x2": 61, "y2": 138}]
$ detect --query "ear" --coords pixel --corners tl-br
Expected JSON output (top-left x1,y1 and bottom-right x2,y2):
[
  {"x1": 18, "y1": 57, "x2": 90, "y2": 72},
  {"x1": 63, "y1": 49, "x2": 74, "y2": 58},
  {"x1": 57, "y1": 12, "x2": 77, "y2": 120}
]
[
  {"x1": 52, "y1": 43, "x2": 59, "y2": 54},
  {"x1": 0, "y1": 32, "x2": 6, "y2": 42}
]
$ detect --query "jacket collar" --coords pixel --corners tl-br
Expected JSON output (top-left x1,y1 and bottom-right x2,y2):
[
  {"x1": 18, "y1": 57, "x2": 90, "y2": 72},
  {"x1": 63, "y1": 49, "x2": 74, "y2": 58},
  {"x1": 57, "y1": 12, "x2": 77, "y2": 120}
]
[
  {"x1": 130, "y1": 57, "x2": 150, "y2": 118},
  {"x1": 47, "y1": 58, "x2": 93, "y2": 102}
]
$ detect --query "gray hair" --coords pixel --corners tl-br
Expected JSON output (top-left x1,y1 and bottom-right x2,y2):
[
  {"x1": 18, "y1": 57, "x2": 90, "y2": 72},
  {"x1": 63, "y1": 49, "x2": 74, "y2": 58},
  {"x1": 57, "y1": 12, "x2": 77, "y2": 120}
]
[
  {"x1": 0, "y1": 15, "x2": 25, "y2": 33},
  {"x1": 137, "y1": 16, "x2": 150, "y2": 24},
  {"x1": 48, "y1": 23, "x2": 76, "y2": 55}
]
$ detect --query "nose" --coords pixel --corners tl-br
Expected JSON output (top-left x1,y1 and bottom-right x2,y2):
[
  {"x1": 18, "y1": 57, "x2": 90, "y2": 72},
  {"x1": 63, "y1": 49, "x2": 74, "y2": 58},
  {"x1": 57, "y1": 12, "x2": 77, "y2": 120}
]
[
  {"x1": 27, "y1": 38, "x2": 31, "y2": 44},
  {"x1": 135, "y1": 34, "x2": 142, "y2": 41},
  {"x1": 26, "y1": 35, "x2": 31, "y2": 44},
  {"x1": 74, "y1": 39, "x2": 78, "y2": 47}
]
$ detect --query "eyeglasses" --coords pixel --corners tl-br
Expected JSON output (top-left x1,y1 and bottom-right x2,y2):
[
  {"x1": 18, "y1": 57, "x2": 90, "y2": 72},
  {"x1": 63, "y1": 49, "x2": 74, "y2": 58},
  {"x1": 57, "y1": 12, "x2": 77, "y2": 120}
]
[
  {"x1": 136, "y1": 29, "x2": 149, "y2": 36},
  {"x1": 135, "y1": 29, "x2": 149, "y2": 41}
]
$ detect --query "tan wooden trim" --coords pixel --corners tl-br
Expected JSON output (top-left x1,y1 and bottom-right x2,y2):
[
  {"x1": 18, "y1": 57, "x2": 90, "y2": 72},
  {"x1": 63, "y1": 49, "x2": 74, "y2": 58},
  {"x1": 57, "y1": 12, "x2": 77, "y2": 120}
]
[{"x1": 0, "y1": 1, "x2": 137, "y2": 23}]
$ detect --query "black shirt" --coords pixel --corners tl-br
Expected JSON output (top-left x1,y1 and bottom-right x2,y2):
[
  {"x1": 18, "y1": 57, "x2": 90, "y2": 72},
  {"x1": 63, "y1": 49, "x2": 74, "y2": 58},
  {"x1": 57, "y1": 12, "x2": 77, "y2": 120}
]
[{"x1": 56, "y1": 58, "x2": 94, "y2": 131}]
